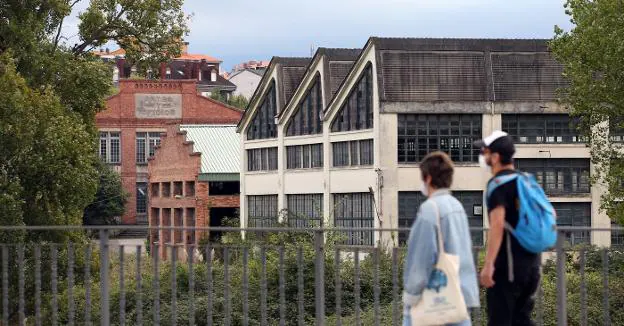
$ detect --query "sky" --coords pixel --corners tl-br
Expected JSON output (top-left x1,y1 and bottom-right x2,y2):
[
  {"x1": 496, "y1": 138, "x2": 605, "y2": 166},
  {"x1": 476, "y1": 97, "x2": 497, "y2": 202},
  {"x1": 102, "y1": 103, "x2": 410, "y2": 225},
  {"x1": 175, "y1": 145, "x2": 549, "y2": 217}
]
[{"x1": 64, "y1": 0, "x2": 574, "y2": 72}]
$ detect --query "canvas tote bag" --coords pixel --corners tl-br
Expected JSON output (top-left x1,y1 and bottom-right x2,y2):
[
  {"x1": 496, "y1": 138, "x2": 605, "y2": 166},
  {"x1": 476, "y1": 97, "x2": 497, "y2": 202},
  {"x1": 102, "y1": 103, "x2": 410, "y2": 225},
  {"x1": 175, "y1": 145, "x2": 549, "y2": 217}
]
[{"x1": 410, "y1": 201, "x2": 469, "y2": 325}]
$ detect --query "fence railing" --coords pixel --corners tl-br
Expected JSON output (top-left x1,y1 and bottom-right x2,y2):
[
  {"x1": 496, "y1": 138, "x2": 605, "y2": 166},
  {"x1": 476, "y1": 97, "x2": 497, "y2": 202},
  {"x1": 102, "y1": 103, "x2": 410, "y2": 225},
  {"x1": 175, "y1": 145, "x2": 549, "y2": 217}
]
[{"x1": 0, "y1": 226, "x2": 622, "y2": 326}]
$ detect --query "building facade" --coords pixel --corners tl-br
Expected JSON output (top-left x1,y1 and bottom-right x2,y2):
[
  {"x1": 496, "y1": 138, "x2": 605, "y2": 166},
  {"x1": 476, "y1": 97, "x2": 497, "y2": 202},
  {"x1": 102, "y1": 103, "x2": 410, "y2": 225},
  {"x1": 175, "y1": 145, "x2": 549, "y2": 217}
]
[
  {"x1": 148, "y1": 124, "x2": 240, "y2": 260},
  {"x1": 97, "y1": 79, "x2": 243, "y2": 226},
  {"x1": 94, "y1": 42, "x2": 237, "y2": 96},
  {"x1": 228, "y1": 69, "x2": 265, "y2": 99},
  {"x1": 238, "y1": 38, "x2": 621, "y2": 247}
]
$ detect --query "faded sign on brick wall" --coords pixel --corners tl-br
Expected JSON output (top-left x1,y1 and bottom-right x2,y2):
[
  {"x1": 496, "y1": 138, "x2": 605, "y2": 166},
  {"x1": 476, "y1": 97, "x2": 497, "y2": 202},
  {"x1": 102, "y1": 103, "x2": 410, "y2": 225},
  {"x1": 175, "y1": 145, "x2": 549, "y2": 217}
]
[{"x1": 135, "y1": 94, "x2": 182, "y2": 119}]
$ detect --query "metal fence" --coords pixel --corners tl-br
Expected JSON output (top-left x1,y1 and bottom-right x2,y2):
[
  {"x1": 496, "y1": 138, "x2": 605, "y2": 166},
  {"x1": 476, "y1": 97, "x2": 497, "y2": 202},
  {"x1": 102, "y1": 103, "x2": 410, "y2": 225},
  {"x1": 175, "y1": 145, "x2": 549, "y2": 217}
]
[{"x1": 0, "y1": 226, "x2": 622, "y2": 326}]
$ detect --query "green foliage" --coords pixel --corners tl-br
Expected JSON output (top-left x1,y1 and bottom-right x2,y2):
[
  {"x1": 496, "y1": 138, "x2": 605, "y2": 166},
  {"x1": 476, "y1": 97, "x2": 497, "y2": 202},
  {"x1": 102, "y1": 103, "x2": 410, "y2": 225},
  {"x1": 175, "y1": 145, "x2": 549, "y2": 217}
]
[
  {"x1": 209, "y1": 89, "x2": 249, "y2": 110},
  {"x1": 0, "y1": 53, "x2": 98, "y2": 236},
  {"x1": 550, "y1": 0, "x2": 624, "y2": 224},
  {"x1": 83, "y1": 160, "x2": 128, "y2": 225}
]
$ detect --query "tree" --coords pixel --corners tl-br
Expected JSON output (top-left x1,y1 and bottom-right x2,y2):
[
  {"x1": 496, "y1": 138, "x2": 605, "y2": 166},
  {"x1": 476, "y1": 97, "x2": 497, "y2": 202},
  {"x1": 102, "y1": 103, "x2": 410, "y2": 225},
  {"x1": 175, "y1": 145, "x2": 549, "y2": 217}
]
[
  {"x1": 0, "y1": 53, "x2": 97, "y2": 238},
  {"x1": 0, "y1": 0, "x2": 190, "y2": 233},
  {"x1": 83, "y1": 160, "x2": 128, "y2": 225},
  {"x1": 210, "y1": 88, "x2": 249, "y2": 110},
  {"x1": 550, "y1": 0, "x2": 624, "y2": 224}
]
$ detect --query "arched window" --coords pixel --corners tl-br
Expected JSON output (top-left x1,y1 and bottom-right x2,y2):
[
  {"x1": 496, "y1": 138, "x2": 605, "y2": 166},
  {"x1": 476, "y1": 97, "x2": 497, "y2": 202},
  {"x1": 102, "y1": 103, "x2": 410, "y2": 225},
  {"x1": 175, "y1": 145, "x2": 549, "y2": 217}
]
[
  {"x1": 247, "y1": 80, "x2": 277, "y2": 140},
  {"x1": 331, "y1": 64, "x2": 373, "y2": 132},
  {"x1": 286, "y1": 74, "x2": 322, "y2": 136}
]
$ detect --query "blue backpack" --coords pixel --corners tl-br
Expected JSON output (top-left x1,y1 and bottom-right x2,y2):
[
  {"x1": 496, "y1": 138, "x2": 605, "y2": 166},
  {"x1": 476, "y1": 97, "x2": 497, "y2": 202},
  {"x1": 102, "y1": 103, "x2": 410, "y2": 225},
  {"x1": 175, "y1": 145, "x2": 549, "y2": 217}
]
[{"x1": 486, "y1": 172, "x2": 557, "y2": 253}]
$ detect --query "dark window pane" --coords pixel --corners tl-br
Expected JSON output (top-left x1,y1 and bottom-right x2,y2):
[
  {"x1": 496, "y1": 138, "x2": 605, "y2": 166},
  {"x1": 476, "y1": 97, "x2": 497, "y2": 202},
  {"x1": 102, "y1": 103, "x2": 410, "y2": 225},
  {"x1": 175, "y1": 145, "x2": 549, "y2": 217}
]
[
  {"x1": 247, "y1": 81, "x2": 277, "y2": 140},
  {"x1": 332, "y1": 142, "x2": 350, "y2": 167},
  {"x1": 515, "y1": 159, "x2": 590, "y2": 195},
  {"x1": 248, "y1": 195, "x2": 278, "y2": 227},
  {"x1": 502, "y1": 114, "x2": 583, "y2": 144},
  {"x1": 333, "y1": 193, "x2": 374, "y2": 245},
  {"x1": 287, "y1": 194, "x2": 323, "y2": 228},
  {"x1": 331, "y1": 64, "x2": 374, "y2": 132}
]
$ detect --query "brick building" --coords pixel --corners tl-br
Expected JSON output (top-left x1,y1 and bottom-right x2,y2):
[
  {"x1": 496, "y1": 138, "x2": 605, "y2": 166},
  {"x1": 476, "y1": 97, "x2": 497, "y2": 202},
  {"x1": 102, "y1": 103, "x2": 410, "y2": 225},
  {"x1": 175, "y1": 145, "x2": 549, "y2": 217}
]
[
  {"x1": 148, "y1": 124, "x2": 240, "y2": 260},
  {"x1": 97, "y1": 79, "x2": 242, "y2": 226}
]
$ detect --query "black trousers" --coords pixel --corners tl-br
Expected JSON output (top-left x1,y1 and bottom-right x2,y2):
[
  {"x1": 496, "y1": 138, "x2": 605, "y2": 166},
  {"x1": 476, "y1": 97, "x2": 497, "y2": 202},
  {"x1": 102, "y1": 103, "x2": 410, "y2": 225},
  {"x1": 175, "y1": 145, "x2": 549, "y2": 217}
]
[{"x1": 486, "y1": 269, "x2": 540, "y2": 326}]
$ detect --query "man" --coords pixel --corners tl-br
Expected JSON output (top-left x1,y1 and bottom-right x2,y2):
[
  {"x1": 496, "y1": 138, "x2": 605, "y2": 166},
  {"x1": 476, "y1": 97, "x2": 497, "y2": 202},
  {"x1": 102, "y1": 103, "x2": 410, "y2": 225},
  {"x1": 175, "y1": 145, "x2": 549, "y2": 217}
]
[{"x1": 474, "y1": 131, "x2": 540, "y2": 326}]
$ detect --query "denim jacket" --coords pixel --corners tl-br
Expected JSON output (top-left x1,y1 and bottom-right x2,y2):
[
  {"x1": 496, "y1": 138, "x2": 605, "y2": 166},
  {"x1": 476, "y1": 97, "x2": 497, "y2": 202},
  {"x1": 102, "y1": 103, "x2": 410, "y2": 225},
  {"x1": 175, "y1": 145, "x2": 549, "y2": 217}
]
[{"x1": 402, "y1": 189, "x2": 480, "y2": 309}]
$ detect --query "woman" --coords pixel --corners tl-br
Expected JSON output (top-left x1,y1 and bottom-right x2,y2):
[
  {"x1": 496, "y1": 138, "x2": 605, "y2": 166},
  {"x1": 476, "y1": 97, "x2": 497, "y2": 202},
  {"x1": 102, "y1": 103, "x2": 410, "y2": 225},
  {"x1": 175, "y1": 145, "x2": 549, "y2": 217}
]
[{"x1": 403, "y1": 151, "x2": 480, "y2": 326}]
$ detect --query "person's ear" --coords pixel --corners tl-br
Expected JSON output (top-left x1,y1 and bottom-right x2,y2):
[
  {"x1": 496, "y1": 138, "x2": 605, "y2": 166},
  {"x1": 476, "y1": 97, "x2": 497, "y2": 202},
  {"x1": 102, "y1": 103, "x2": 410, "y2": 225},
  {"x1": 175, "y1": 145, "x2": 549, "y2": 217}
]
[{"x1": 425, "y1": 174, "x2": 433, "y2": 187}]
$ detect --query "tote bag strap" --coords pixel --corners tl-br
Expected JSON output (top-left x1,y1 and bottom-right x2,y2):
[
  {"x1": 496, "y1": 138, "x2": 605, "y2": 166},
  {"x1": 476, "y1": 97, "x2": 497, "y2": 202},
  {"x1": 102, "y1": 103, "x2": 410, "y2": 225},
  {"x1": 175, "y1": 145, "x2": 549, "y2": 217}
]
[{"x1": 430, "y1": 200, "x2": 446, "y2": 256}]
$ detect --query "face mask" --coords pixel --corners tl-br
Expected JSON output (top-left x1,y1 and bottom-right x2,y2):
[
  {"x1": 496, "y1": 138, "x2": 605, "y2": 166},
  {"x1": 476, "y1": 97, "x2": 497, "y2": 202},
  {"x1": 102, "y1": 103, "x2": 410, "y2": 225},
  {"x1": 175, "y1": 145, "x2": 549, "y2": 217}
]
[
  {"x1": 420, "y1": 182, "x2": 429, "y2": 197},
  {"x1": 479, "y1": 154, "x2": 492, "y2": 174}
]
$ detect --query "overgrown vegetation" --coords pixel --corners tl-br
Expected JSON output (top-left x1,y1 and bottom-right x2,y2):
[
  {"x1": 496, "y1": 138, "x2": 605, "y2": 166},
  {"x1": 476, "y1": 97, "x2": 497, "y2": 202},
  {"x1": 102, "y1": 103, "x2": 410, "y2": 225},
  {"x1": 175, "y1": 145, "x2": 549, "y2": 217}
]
[{"x1": 5, "y1": 227, "x2": 624, "y2": 325}]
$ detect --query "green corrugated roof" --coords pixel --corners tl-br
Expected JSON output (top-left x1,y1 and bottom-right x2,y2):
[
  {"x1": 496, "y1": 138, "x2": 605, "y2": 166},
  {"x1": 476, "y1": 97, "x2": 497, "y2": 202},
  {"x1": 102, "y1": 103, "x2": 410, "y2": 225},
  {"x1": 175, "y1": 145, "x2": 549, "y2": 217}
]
[{"x1": 180, "y1": 125, "x2": 240, "y2": 174}]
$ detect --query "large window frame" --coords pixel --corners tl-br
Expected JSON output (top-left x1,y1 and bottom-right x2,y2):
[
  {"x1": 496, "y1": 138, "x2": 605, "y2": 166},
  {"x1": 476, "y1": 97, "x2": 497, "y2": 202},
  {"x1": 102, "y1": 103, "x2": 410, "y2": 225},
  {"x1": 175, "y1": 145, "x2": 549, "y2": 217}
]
[
  {"x1": 247, "y1": 147, "x2": 278, "y2": 172},
  {"x1": 136, "y1": 132, "x2": 161, "y2": 164},
  {"x1": 286, "y1": 144, "x2": 323, "y2": 169},
  {"x1": 398, "y1": 191, "x2": 483, "y2": 246},
  {"x1": 247, "y1": 195, "x2": 278, "y2": 227},
  {"x1": 332, "y1": 139, "x2": 373, "y2": 167},
  {"x1": 553, "y1": 202, "x2": 591, "y2": 246},
  {"x1": 331, "y1": 64, "x2": 373, "y2": 132},
  {"x1": 247, "y1": 80, "x2": 277, "y2": 140},
  {"x1": 502, "y1": 114, "x2": 584, "y2": 144},
  {"x1": 398, "y1": 114, "x2": 482, "y2": 163},
  {"x1": 286, "y1": 74, "x2": 323, "y2": 136},
  {"x1": 515, "y1": 159, "x2": 590, "y2": 195},
  {"x1": 332, "y1": 193, "x2": 374, "y2": 246},
  {"x1": 99, "y1": 131, "x2": 121, "y2": 164},
  {"x1": 286, "y1": 194, "x2": 323, "y2": 228}
]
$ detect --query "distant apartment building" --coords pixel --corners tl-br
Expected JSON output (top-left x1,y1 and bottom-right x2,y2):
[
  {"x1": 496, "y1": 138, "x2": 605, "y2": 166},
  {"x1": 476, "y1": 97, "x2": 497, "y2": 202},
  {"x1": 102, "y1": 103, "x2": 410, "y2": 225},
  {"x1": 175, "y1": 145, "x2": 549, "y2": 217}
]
[
  {"x1": 148, "y1": 124, "x2": 240, "y2": 260},
  {"x1": 97, "y1": 79, "x2": 242, "y2": 227},
  {"x1": 231, "y1": 60, "x2": 270, "y2": 74},
  {"x1": 93, "y1": 42, "x2": 237, "y2": 98},
  {"x1": 237, "y1": 38, "x2": 622, "y2": 247},
  {"x1": 228, "y1": 69, "x2": 264, "y2": 99}
]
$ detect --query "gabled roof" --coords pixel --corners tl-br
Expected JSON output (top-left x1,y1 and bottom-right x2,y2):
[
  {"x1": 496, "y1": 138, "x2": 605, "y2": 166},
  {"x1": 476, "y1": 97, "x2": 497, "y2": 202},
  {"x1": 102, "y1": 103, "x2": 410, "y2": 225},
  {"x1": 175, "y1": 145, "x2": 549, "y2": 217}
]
[
  {"x1": 276, "y1": 47, "x2": 360, "y2": 121},
  {"x1": 180, "y1": 125, "x2": 240, "y2": 174},
  {"x1": 236, "y1": 56, "x2": 311, "y2": 132},
  {"x1": 228, "y1": 68, "x2": 265, "y2": 79}
]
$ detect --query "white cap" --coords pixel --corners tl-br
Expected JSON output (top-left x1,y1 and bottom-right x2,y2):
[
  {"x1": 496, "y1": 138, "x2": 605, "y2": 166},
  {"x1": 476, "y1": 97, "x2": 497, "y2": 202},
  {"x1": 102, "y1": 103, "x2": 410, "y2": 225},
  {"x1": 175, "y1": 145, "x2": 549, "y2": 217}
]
[{"x1": 473, "y1": 130, "x2": 509, "y2": 148}]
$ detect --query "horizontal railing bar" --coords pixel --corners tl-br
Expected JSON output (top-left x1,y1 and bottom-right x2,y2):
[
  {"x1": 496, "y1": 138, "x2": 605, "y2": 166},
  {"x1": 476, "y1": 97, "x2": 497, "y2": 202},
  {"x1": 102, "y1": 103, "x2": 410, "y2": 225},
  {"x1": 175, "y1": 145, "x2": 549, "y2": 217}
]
[{"x1": 0, "y1": 225, "x2": 620, "y2": 232}]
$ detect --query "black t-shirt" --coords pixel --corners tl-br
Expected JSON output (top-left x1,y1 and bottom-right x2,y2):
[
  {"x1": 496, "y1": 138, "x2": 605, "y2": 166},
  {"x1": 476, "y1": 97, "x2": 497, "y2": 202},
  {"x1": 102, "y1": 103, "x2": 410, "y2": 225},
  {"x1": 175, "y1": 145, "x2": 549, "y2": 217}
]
[{"x1": 487, "y1": 169, "x2": 540, "y2": 282}]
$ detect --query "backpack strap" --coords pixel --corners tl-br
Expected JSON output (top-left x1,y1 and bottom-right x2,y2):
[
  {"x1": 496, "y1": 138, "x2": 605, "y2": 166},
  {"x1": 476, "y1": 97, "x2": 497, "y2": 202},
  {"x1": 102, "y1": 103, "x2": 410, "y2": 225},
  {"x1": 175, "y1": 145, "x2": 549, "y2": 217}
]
[
  {"x1": 486, "y1": 173, "x2": 518, "y2": 199},
  {"x1": 486, "y1": 172, "x2": 519, "y2": 283}
]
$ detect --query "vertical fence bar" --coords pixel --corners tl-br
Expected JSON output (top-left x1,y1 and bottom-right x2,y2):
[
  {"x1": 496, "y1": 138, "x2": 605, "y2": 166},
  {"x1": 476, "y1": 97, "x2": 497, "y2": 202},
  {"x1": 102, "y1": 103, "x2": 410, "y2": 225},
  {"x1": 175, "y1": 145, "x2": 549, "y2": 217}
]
[
  {"x1": 374, "y1": 248, "x2": 380, "y2": 326},
  {"x1": 472, "y1": 247, "x2": 482, "y2": 326},
  {"x1": 392, "y1": 247, "x2": 399, "y2": 326},
  {"x1": 136, "y1": 246, "x2": 142, "y2": 326},
  {"x1": 556, "y1": 234, "x2": 567, "y2": 326},
  {"x1": 67, "y1": 243, "x2": 74, "y2": 326},
  {"x1": 314, "y1": 231, "x2": 325, "y2": 326},
  {"x1": 51, "y1": 244, "x2": 58, "y2": 326},
  {"x1": 223, "y1": 247, "x2": 230, "y2": 326},
  {"x1": 260, "y1": 247, "x2": 268, "y2": 325},
  {"x1": 188, "y1": 245, "x2": 195, "y2": 326},
  {"x1": 298, "y1": 247, "x2": 305, "y2": 326},
  {"x1": 99, "y1": 229, "x2": 110, "y2": 326},
  {"x1": 334, "y1": 248, "x2": 341, "y2": 326},
  {"x1": 579, "y1": 248, "x2": 587, "y2": 326},
  {"x1": 17, "y1": 245, "x2": 24, "y2": 326},
  {"x1": 153, "y1": 243, "x2": 160, "y2": 326},
  {"x1": 602, "y1": 249, "x2": 610, "y2": 326},
  {"x1": 2, "y1": 245, "x2": 8, "y2": 326},
  {"x1": 35, "y1": 245, "x2": 42, "y2": 326},
  {"x1": 242, "y1": 247, "x2": 249, "y2": 326},
  {"x1": 206, "y1": 244, "x2": 213, "y2": 326},
  {"x1": 171, "y1": 246, "x2": 177, "y2": 326},
  {"x1": 279, "y1": 246, "x2": 286, "y2": 326},
  {"x1": 84, "y1": 244, "x2": 92, "y2": 326},
  {"x1": 119, "y1": 245, "x2": 125, "y2": 326},
  {"x1": 537, "y1": 276, "x2": 544, "y2": 326},
  {"x1": 354, "y1": 248, "x2": 361, "y2": 326}
]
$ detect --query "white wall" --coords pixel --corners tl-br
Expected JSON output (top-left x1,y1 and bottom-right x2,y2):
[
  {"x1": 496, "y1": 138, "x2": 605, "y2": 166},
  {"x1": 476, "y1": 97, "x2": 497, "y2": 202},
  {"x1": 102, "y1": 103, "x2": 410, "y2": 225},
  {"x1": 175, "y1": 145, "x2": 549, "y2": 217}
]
[{"x1": 229, "y1": 70, "x2": 262, "y2": 99}]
